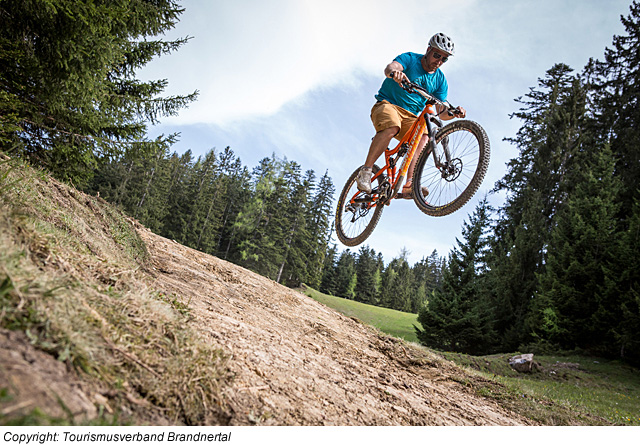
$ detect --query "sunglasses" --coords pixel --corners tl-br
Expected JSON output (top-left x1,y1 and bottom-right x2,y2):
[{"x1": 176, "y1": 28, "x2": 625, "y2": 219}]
[{"x1": 431, "y1": 52, "x2": 449, "y2": 63}]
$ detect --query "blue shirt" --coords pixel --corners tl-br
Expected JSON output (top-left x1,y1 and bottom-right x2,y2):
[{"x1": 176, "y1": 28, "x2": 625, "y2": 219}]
[{"x1": 375, "y1": 52, "x2": 448, "y2": 115}]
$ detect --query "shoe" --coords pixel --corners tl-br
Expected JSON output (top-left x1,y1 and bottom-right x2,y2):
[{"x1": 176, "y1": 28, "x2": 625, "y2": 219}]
[
  {"x1": 356, "y1": 167, "x2": 372, "y2": 194},
  {"x1": 398, "y1": 182, "x2": 429, "y2": 199}
]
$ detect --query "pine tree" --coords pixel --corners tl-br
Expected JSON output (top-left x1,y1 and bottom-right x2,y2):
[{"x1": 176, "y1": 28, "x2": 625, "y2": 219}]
[
  {"x1": 532, "y1": 142, "x2": 621, "y2": 354},
  {"x1": 416, "y1": 197, "x2": 495, "y2": 354},
  {"x1": 233, "y1": 156, "x2": 283, "y2": 278},
  {"x1": 587, "y1": 1, "x2": 640, "y2": 213},
  {"x1": 162, "y1": 149, "x2": 195, "y2": 241},
  {"x1": 217, "y1": 157, "x2": 251, "y2": 261},
  {"x1": 425, "y1": 249, "x2": 444, "y2": 291},
  {"x1": 488, "y1": 64, "x2": 588, "y2": 349},
  {"x1": 305, "y1": 171, "x2": 335, "y2": 289},
  {"x1": 355, "y1": 246, "x2": 381, "y2": 305},
  {"x1": 0, "y1": 0, "x2": 195, "y2": 183},
  {"x1": 275, "y1": 163, "x2": 313, "y2": 286},
  {"x1": 378, "y1": 261, "x2": 397, "y2": 309},
  {"x1": 86, "y1": 136, "x2": 176, "y2": 231},
  {"x1": 334, "y1": 250, "x2": 357, "y2": 299},
  {"x1": 131, "y1": 143, "x2": 173, "y2": 233},
  {"x1": 320, "y1": 245, "x2": 339, "y2": 296},
  {"x1": 616, "y1": 197, "x2": 640, "y2": 362},
  {"x1": 410, "y1": 258, "x2": 430, "y2": 314},
  {"x1": 179, "y1": 150, "x2": 217, "y2": 246},
  {"x1": 379, "y1": 250, "x2": 413, "y2": 312},
  {"x1": 583, "y1": 1, "x2": 640, "y2": 363}
]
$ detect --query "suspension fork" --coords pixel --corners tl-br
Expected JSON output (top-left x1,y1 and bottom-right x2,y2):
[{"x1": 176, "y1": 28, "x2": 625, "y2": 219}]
[{"x1": 425, "y1": 113, "x2": 452, "y2": 170}]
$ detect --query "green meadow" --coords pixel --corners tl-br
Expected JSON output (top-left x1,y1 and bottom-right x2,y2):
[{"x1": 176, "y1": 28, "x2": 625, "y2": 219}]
[
  {"x1": 304, "y1": 286, "x2": 419, "y2": 343},
  {"x1": 303, "y1": 285, "x2": 640, "y2": 426}
]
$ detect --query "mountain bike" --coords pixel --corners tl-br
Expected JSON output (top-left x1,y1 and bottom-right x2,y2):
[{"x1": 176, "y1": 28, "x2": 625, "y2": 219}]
[{"x1": 335, "y1": 80, "x2": 490, "y2": 247}]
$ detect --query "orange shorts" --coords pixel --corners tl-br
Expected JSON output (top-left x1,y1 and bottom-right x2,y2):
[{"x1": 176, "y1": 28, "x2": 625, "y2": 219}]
[{"x1": 370, "y1": 100, "x2": 418, "y2": 140}]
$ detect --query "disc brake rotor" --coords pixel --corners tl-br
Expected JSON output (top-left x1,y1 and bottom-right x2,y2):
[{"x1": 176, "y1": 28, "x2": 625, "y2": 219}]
[{"x1": 442, "y1": 158, "x2": 463, "y2": 182}]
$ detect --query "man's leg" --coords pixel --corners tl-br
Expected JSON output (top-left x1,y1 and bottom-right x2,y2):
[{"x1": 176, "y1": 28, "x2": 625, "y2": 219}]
[
  {"x1": 357, "y1": 126, "x2": 399, "y2": 193},
  {"x1": 406, "y1": 133, "x2": 429, "y2": 184},
  {"x1": 365, "y1": 126, "x2": 399, "y2": 168},
  {"x1": 399, "y1": 134, "x2": 430, "y2": 198}
]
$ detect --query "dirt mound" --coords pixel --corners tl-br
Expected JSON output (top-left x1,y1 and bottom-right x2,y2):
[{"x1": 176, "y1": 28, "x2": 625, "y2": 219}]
[
  {"x1": 139, "y1": 226, "x2": 531, "y2": 425},
  {"x1": 0, "y1": 160, "x2": 532, "y2": 425}
]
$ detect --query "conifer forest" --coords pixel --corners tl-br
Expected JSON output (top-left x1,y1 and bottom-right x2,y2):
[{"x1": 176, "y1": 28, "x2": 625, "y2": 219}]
[{"x1": 1, "y1": 1, "x2": 639, "y2": 364}]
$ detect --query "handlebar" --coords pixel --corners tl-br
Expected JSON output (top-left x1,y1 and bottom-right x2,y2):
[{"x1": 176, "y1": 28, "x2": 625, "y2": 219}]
[{"x1": 399, "y1": 80, "x2": 463, "y2": 117}]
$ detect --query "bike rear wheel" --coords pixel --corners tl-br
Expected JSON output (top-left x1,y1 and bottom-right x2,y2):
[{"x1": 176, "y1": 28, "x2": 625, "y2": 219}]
[
  {"x1": 335, "y1": 165, "x2": 385, "y2": 247},
  {"x1": 413, "y1": 120, "x2": 490, "y2": 216}
]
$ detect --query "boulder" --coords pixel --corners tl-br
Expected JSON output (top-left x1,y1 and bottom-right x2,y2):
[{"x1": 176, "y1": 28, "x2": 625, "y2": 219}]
[{"x1": 508, "y1": 353, "x2": 535, "y2": 372}]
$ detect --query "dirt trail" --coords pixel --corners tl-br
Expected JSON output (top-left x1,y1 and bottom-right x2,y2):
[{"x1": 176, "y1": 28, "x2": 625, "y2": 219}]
[
  {"x1": 138, "y1": 226, "x2": 531, "y2": 426},
  {"x1": 0, "y1": 162, "x2": 532, "y2": 425}
]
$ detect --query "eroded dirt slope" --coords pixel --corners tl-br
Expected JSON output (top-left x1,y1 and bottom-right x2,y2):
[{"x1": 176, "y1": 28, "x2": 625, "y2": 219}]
[
  {"x1": 139, "y1": 226, "x2": 532, "y2": 425},
  {"x1": 0, "y1": 162, "x2": 532, "y2": 425}
]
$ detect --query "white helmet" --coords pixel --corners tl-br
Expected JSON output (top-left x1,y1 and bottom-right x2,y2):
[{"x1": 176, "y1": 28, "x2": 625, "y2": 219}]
[{"x1": 428, "y1": 33, "x2": 455, "y2": 56}]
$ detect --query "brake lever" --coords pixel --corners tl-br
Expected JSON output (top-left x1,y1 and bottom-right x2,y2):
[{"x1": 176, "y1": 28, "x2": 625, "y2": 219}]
[{"x1": 447, "y1": 106, "x2": 463, "y2": 117}]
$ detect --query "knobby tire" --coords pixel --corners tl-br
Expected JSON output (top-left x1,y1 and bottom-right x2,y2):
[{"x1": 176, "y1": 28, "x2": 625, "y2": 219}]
[
  {"x1": 412, "y1": 120, "x2": 490, "y2": 216},
  {"x1": 335, "y1": 165, "x2": 384, "y2": 247}
]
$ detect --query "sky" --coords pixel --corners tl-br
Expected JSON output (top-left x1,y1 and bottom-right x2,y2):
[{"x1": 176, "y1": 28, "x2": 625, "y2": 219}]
[{"x1": 140, "y1": 0, "x2": 631, "y2": 265}]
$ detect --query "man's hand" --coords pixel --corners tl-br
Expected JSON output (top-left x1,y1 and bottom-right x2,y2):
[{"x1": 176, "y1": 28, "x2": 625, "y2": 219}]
[
  {"x1": 384, "y1": 61, "x2": 408, "y2": 85},
  {"x1": 453, "y1": 106, "x2": 466, "y2": 118},
  {"x1": 438, "y1": 104, "x2": 467, "y2": 121},
  {"x1": 389, "y1": 70, "x2": 409, "y2": 85}
]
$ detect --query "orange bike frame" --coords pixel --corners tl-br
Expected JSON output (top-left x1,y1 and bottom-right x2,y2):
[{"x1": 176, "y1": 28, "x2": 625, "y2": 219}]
[{"x1": 368, "y1": 103, "x2": 437, "y2": 205}]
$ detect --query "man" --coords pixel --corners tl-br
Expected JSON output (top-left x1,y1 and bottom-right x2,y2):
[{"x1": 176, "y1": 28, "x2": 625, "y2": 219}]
[{"x1": 356, "y1": 32, "x2": 466, "y2": 197}]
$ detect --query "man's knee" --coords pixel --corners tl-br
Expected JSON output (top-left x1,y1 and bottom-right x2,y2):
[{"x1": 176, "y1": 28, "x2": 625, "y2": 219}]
[{"x1": 378, "y1": 126, "x2": 400, "y2": 139}]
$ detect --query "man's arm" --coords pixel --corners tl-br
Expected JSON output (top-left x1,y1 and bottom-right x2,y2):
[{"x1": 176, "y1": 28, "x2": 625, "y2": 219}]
[
  {"x1": 385, "y1": 61, "x2": 409, "y2": 84},
  {"x1": 386, "y1": 59, "x2": 466, "y2": 119}
]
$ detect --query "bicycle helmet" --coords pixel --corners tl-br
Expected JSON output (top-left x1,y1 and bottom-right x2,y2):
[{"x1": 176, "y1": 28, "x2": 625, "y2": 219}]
[{"x1": 428, "y1": 33, "x2": 455, "y2": 56}]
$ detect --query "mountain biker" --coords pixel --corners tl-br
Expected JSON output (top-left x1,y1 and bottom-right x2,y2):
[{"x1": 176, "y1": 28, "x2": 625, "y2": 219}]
[{"x1": 356, "y1": 32, "x2": 467, "y2": 198}]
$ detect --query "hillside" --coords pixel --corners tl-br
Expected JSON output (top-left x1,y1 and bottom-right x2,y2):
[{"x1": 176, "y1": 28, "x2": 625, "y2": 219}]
[{"x1": 0, "y1": 156, "x2": 532, "y2": 426}]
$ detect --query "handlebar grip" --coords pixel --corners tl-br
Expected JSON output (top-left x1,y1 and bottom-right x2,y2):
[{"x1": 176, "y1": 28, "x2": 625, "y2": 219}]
[{"x1": 400, "y1": 80, "x2": 413, "y2": 91}]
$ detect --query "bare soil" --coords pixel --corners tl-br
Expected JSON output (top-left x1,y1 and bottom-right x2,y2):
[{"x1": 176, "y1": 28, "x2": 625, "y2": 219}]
[
  {"x1": 133, "y1": 226, "x2": 532, "y2": 425},
  {"x1": 0, "y1": 164, "x2": 534, "y2": 425}
]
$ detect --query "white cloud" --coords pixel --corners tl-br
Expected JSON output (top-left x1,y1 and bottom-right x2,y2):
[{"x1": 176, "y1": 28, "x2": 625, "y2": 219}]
[
  {"x1": 143, "y1": 0, "x2": 627, "y2": 128},
  {"x1": 143, "y1": 0, "x2": 632, "y2": 264},
  {"x1": 141, "y1": 0, "x2": 476, "y2": 125}
]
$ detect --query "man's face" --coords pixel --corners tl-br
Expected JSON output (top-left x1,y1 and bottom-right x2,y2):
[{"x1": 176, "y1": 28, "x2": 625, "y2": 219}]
[{"x1": 423, "y1": 47, "x2": 449, "y2": 72}]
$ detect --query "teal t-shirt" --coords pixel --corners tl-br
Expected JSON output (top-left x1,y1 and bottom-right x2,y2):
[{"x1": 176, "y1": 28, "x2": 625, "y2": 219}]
[{"x1": 375, "y1": 52, "x2": 448, "y2": 115}]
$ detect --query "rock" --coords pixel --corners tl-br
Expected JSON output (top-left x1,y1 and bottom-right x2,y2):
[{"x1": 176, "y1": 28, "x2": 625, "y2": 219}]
[{"x1": 508, "y1": 353, "x2": 535, "y2": 373}]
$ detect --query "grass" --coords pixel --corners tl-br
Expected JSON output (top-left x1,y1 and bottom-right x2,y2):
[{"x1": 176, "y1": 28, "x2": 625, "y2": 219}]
[
  {"x1": 0, "y1": 156, "x2": 232, "y2": 425},
  {"x1": 304, "y1": 284, "x2": 640, "y2": 426},
  {"x1": 438, "y1": 352, "x2": 640, "y2": 425},
  {"x1": 303, "y1": 286, "x2": 419, "y2": 343}
]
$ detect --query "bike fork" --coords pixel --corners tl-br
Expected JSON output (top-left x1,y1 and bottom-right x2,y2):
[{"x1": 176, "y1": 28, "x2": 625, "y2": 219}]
[{"x1": 425, "y1": 114, "x2": 451, "y2": 170}]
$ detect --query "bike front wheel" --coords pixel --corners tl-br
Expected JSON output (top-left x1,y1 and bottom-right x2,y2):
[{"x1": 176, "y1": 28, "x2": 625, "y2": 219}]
[
  {"x1": 335, "y1": 165, "x2": 385, "y2": 247},
  {"x1": 413, "y1": 120, "x2": 490, "y2": 216}
]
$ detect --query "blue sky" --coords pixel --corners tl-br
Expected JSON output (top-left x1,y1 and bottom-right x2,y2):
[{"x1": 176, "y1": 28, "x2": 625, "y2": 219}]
[{"x1": 141, "y1": 0, "x2": 631, "y2": 265}]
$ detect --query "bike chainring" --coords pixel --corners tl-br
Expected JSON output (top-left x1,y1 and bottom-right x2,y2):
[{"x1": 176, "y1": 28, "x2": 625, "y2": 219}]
[{"x1": 376, "y1": 181, "x2": 392, "y2": 203}]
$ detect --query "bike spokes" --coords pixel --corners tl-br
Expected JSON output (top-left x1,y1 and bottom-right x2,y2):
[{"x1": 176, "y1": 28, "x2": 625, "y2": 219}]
[
  {"x1": 413, "y1": 120, "x2": 490, "y2": 216},
  {"x1": 345, "y1": 192, "x2": 375, "y2": 221},
  {"x1": 335, "y1": 165, "x2": 385, "y2": 246}
]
